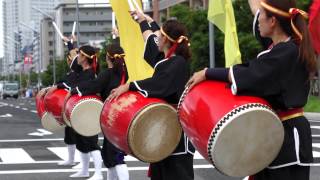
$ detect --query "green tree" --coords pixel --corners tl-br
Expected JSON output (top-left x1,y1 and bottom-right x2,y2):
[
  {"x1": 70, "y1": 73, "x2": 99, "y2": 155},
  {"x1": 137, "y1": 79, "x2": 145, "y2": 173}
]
[
  {"x1": 170, "y1": 2, "x2": 262, "y2": 73},
  {"x1": 169, "y1": 0, "x2": 313, "y2": 73},
  {"x1": 41, "y1": 59, "x2": 69, "y2": 86}
]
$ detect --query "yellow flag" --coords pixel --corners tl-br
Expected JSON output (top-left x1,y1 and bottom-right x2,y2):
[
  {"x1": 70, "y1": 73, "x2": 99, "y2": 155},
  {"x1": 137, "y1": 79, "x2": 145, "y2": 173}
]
[
  {"x1": 110, "y1": 0, "x2": 154, "y2": 81},
  {"x1": 208, "y1": 0, "x2": 242, "y2": 67}
]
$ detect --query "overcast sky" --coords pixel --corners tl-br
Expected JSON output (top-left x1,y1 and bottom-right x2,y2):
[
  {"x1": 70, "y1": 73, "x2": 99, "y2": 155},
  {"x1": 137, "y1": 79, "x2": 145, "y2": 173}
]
[
  {"x1": 0, "y1": 0, "x2": 110, "y2": 58},
  {"x1": 0, "y1": 0, "x2": 3, "y2": 58}
]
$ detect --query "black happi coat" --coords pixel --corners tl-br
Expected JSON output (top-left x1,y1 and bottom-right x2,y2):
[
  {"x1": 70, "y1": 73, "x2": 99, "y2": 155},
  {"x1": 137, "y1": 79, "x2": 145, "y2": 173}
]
[
  {"x1": 129, "y1": 34, "x2": 195, "y2": 155},
  {"x1": 71, "y1": 68, "x2": 100, "y2": 153},
  {"x1": 230, "y1": 40, "x2": 313, "y2": 167},
  {"x1": 129, "y1": 33, "x2": 195, "y2": 180},
  {"x1": 71, "y1": 67, "x2": 128, "y2": 167}
]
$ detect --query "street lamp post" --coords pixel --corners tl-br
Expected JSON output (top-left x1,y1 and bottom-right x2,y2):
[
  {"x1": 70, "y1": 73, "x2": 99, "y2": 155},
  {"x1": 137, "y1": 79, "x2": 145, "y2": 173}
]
[{"x1": 19, "y1": 22, "x2": 42, "y2": 90}]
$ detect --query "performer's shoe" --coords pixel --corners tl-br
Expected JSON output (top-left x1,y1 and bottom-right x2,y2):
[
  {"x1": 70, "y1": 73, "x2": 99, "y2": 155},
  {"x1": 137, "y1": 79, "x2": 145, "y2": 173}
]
[
  {"x1": 70, "y1": 152, "x2": 90, "y2": 178},
  {"x1": 57, "y1": 160, "x2": 76, "y2": 166},
  {"x1": 69, "y1": 171, "x2": 90, "y2": 178},
  {"x1": 72, "y1": 163, "x2": 82, "y2": 169},
  {"x1": 58, "y1": 145, "x2": 76, "y2": 166},
  {"x1": 86, "y1": 173, "x2": 103, "y2": 180},
  {"x1": 87, "y1": 150, "x2": 103, "y2": 180},
  {"x1": 107, "y1": 167, "x2": 117, "y2": 180},
  {"x1": 115, "y1": 164, "x2": 129, "y2": 180}
]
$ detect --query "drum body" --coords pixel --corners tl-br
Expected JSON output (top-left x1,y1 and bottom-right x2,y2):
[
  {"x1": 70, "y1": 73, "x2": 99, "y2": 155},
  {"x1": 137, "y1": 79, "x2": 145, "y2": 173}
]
[
  {"x1": 36, "y1": 91, "x2": 65, "y2": 131},
  {"x1": 64, "y1": 95, "x2": 103, "y2": 136},
  {"x1": 178, "y1": 81, "x2": 284, "y2": 177},
  {"x1": 100, "y1": 91, "x2": 181, "y2": 163},
  {"x1": 44, "y1": 89, "x2": 68, "y2": 125}
]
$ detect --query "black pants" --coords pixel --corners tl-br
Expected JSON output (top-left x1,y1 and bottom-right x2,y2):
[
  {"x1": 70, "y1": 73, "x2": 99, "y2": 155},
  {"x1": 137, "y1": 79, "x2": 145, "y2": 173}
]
[
  {"x1": 101, "y1": 137, "x2": 126, "y2": 168},
  {"x1": 64, "y1": 127, "x2": 77, "y2": 145},
  {"x1": 150, "y1": 153, "x2": 194, "y2": 180},
  {"x1": 253, "y1": 165, "x2": 310, "y2": 180},
  {"x1": 75, "y1": 133, "x2": 100, "y2": 153}
]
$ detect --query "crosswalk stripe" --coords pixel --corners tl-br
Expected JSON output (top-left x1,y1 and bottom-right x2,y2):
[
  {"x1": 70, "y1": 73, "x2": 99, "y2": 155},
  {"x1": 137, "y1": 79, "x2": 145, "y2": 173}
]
[
  {"x1": 313, "y1": 151, "x2": 320, "y2": 158},
  {"x1": 0, "y1": 148, "x2": 35, "y2": 163},
  {"x1": 48, "y1": 147, "x2": 205, "y2": 163},
  {"x1": 311, "y1": 126, "x2": 320, "y2": 130},
  {"x1": 313, "y1": 143, "x2": 320, "y2": 149},
  {"x1": 0, "y1": 165, "x2": 214, "y2": 174}
]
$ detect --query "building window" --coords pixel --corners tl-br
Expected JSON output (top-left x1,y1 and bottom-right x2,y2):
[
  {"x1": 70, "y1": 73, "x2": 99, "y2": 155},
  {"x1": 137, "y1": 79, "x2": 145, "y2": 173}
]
[
  {"x1": 48, "y1": 32, "x2": 53, "y2": 36},
  {"x1": 49, "y1": 41, "x2": 53, "y2": 46},
  {"x1": 49, "y1": 51, "x2": 53, "y2": 55}
]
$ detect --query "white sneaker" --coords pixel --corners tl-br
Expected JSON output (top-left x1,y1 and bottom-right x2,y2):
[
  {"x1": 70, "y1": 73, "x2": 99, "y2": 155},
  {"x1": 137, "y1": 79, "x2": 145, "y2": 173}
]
[
  {"x1": 72, "y1": 163, "x2": 82, "y2": 169},
  {"x1": 86, "y1": 173, "x2": 103, "y2": 180},
  {"x1": 69, "y1": 171, "x2": 90, "y2": 178},
  {"x1": 57, "y1": 160, "x2": 76, "y2": 166}
]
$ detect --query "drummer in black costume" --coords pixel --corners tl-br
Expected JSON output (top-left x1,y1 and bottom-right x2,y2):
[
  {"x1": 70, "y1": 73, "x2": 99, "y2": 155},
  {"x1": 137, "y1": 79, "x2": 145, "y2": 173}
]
[
  {"x1": 64, "y1": 45, "x2": 103, "y2": 180},
  {"x1": 187, "y1": 0, "x2": 317, "y2": 179},
  {"x1": 107, "y1": 11, "x2": 195, "y2": 180},
  {"x1": 69, "y1": 41, "x2": 130, "y2": 180},
  {"x1": 39, "y1": 36, "x2": 81, "y2": 167}
]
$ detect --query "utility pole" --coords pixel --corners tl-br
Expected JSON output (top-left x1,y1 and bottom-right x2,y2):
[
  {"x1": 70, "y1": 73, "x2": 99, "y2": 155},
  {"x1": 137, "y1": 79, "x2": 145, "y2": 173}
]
[{"x1": 76, "y1": 0, "x2": 80, "y2": 47}]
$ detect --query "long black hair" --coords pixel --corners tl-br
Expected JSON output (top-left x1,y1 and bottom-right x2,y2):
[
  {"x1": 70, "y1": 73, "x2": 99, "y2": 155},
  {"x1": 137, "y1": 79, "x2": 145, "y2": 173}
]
[
  {"x1": 79, "y1": 45, "x2": 100, "y2": 74},
  {"x1": 106, "y1": 43, "x2": 128, "y2": 80},
  {"x1": 162, "y1": 20, "x2": 192, "y2": 60}
]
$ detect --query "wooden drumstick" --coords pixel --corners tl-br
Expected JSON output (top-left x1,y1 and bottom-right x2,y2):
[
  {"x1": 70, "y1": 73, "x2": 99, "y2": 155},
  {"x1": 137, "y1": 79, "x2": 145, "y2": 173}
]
[
  {"x1": 52, "y1": 21, "x2": 64, "y2": 39},
  {"x1": 71, "y1": 21, "x2": 76, "y2": 43},
  {"x1": 127, "y1": 0, "x2": 138, "y2": 20},
  {"x1": 132, "y1": 0, "x2": 143, "y2": 13}
]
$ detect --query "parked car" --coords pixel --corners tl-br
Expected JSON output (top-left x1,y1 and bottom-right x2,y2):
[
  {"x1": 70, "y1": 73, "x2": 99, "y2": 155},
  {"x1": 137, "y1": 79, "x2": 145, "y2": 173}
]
[{"x1": 2, "y1": 82, "x2": 19, "y2": 99}]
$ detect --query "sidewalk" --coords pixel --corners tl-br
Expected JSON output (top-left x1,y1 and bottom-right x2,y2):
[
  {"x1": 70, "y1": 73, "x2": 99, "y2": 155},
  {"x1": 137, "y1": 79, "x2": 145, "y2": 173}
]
[{"x1": 305, "y1": 112, "x2": 320, "y2": 121}]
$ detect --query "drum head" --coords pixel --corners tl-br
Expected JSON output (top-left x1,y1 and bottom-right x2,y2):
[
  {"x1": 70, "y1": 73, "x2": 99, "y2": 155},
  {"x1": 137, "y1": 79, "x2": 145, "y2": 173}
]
[
  {"x1": 209, "y1": 104, "x2": 284, "y2": 177},
  {"x1": 128, "y1": 103, "x2": 182, "y2": 163},
  {"x1": 41, "y1": 112, "x2": 65, "y2": 132},
  {"x1": 70, "y1": 99, "x2": 103, "y2": 136},
  {"x1": 62, "y1": 112, "x2": 71, "y2": 127}
]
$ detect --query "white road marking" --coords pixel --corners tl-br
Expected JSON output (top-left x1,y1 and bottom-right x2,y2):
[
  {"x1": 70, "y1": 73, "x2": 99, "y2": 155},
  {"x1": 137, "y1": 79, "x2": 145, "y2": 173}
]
[
  {"x1": 0, "y1": 165, "x2": 215, "y2": 174},
  {"x1": 0, "y1": 137, "x2": 104, "y2": 143},
  {"x1": 31, "y1": 110, "x2": 37, "y2": 113},
  {"x1": 0, "y1": 148, "x2": 35, "y2": 163},
  {"x1": 311, "y1": 126, "x2": 320, "y2": 130},
  {"x1": 314, "y1": 151, "x2": 320, "y2": 158},
  {"x1": 0, "y1": 114, "x2": 12, "y2": 118},
  {"x1": 28, "y1": 129, "x2": 53, "y2": 136},
  {"x1": 37, "y1": 129, "x2": 53, "y2": 135}
]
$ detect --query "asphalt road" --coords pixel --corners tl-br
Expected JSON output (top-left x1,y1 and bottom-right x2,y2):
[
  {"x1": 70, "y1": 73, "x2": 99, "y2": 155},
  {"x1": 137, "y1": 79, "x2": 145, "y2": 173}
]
[{"x1": 0, "y1": 98, "x2": 319, "y2": 180}]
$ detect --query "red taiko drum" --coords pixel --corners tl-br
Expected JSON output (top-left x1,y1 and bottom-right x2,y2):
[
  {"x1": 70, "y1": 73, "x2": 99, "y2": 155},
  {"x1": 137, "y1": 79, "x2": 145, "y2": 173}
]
[
  {"x1": 44, "y1": 89, "x2": 68, "y2": 125},
  {"x1": 64, "y1": 95, "x2": 103, "y2": 136},
  {"x1": 36, "y1": 88, "x2": 65, "y2": 131},
  {"x1": 178, "y1": 81, "x2": 284, "y2": 177},
  {"x1": 100, "y1": 91, "x2": 181, "y2": 163}
]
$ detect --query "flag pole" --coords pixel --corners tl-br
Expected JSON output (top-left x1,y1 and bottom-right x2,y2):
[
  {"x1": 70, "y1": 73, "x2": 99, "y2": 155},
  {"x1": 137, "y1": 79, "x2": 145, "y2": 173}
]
[{"x1": 209, "y1": 22, "x2": 215, "y2": 68}]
